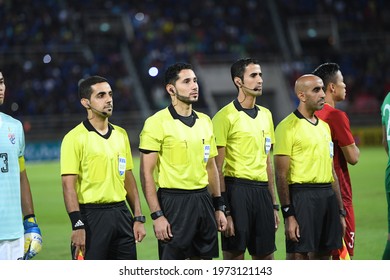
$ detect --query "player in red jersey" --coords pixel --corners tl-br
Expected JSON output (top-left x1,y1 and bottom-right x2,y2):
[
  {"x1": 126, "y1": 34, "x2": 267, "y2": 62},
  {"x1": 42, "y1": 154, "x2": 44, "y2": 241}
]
[{"x1": 313, "y1": 63, "x2": 360, "y2": 259}]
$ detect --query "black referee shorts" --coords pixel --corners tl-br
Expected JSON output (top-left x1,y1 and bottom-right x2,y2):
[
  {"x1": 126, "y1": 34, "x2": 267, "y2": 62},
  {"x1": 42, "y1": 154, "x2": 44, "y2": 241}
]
[
  {"x1": 157, "y1": 187, "x2": 219, "y2": 260},
  {"x1": 78, "y1": 201, "x2": 136, "y2": 260},
  {"x1": 286, "y1": 184, "x2": 342, "y2": 254},
  {"x1": 222, "y1": 177, "x2": 276, "y2": 256}
]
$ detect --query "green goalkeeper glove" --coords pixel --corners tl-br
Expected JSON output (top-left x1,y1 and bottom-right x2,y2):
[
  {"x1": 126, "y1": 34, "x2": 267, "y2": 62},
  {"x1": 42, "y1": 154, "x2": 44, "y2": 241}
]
[{"x1": 23, "y1": 215, "x2": 43, "y2": 260}]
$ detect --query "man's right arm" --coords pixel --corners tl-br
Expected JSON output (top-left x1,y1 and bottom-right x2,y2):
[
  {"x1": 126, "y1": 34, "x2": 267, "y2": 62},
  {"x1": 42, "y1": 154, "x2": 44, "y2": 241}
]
[
  {"x1": 139, "y1": 152, "x2": 161, "y2": 214},
  {"x1": 215, "y1": 147, "x2": 226, "y2": 193},
  {"x1": 62, "y1": 174, "x2": 85, "y2": 258},
  {"x1": 62, "y1": 174, "x2": 80, "y2": 213},
  {"x1": 274, "y1": 155, "x2": 291, "y2": 207},
  {"x1": 274, "y1": 155, "x2": 300, "y2": 242},
  {"x1": 139, "y1": 152, "x2": 172, "y2": 241}
]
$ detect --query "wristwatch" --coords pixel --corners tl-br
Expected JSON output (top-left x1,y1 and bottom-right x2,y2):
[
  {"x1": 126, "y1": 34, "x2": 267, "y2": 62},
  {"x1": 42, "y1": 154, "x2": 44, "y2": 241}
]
[
  {"x1": 273, "y1": 204, "x2": 280, "y2": 211},
  {"x1": 134, "y1": 215, "x2": 146, "y2": 223},
  {"x1": 215, "y1": 205, "x2": 226, "y2": 215},
  {"x1": 151, "y1": 210, "x2": 164, "y2": 220},
  {"x1": 339, "y1": 209, "x2": 347, "y2": 217}
]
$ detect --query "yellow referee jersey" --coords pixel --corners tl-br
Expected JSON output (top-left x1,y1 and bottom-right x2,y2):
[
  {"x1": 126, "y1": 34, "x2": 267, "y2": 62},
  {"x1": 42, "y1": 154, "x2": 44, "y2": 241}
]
[
  {"x1": 274, "y1": 110, "x2": 334, "y2": 184},
  {"x1": 212, "y1": 100, "x2": 274, "y2": 181},
  {"x1": 60, "y1": 120, "x2": 133, "y2": 203},
  {"x1": 139, "y1": 105, "x2": 217, "y2": 190}
]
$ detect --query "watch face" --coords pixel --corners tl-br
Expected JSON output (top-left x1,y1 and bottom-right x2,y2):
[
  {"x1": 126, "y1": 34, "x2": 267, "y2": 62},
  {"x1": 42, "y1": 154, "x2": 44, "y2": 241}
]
[
  {"x1": 135, "y1": 216, "x2": 146, "y2": 223},
  {"x1": 217, "y1": 205, "x2": 226, "y2": 213}
]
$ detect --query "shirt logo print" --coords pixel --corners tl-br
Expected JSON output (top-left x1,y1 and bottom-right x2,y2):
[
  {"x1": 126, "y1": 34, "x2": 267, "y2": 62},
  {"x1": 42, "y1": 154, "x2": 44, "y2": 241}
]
[
  {"x1": 8, "y1": 131, "x2": 16, "y2": 145},
  {"x1": 119, "y1": 157, "x2": 126, "y2": 176}
]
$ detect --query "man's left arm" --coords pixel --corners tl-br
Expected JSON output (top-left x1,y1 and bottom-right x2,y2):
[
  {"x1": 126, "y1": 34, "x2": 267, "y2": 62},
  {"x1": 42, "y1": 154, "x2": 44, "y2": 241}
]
[
  {"x1": 334, "y1": 111, "x2": 360, "y2": 165},
  {"x1": 124, "y1": 170, "x2": 146, "y2": 243},
  {"x1": 341, "y1": 144, "x2": 360, "y2": 165},
  {"x1": 266, "y1": 153, "x2": 280, "y2": 230},
  {"x1": 20, "y1": 169, "x2": 34, "y2": 217},
  {"x1": 331, "y1": 163, "x2": 347, "y2": 236},
  {"x1": 206, "y1": 157, "x2": 227, "y2": 232}
]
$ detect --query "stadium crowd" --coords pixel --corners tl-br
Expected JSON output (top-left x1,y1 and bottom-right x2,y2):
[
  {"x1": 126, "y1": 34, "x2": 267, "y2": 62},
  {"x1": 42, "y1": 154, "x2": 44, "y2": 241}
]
[
  {"x1": 0, "y1": 0, "x2": 389, "y2": 117},
  {"x1": 277, "y1": 0, "x2": 390, "y2": 113}
]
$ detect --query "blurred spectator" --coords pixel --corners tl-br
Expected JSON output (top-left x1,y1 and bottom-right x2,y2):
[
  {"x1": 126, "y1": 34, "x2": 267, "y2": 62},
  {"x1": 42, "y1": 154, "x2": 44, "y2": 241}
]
[
  {"x1": 0, "y1": 0, "x2": 388, "y2": 119},
  {"x1": 277, "y1": 0, "x2": 389, "y2": 115}
]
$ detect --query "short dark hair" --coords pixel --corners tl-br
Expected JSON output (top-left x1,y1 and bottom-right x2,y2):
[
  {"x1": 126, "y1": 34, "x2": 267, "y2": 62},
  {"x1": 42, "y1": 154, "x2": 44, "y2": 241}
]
[
  {"x1": 164, "y1": 62, "x2": 193, "y2": 85},
  {"x1": 230, "y1": 58, "x2": 261, "y2": 83},
  {"x1": 312, "y1": 62, "x2": 340, "y2": 90},
  {"x1": 78, "y1": 75, "x2": 108, "y2": 99}
]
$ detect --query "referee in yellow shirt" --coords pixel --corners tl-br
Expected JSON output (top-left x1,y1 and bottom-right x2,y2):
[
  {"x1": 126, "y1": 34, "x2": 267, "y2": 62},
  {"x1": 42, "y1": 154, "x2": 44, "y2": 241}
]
[
  {"x1": 139, "y1": 63, "x2": 227, "y2": 260},
  {"x1": 273, "y1": 74, "x2": 346, "y2": 260},
  {"x1": 212, "y1": 58, "x2": 279, "y2": 260},
  {"x1": 60, "y1": 76, "x2": 146, "y2": 260}
]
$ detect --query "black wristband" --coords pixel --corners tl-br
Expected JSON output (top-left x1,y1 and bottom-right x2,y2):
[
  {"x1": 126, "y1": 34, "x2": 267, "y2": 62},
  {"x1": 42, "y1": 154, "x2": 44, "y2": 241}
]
[
  {"x1": 68, "y1": 211, "x2": 85, "y2": 230},
  {"x1": 23, "y1": 214, "x2": 36, "y2": 221},
  {"x1": 273, "y1": 204, "x2": 280, "y2": 211},
  {"x1": 215, "y1": 205, "x2": 227, "y2": 214},
  {"x1": 281, "y1": 204, "x2": 295, "y2": 218},
  {"x1": 151, "y1": 210, "x2": 164, "y2": 220},
  {"x1": 134, "y1": 215, "x2": 146, "y2": 223},
  {"x1": 213, "y1": 196, "x2": 226, "y2": 215},
  {"x1": 221, "y1": 192, "x2": 230, "y2": 211},
  {"x1": 339, "y1": 209, "x2": 346, "y2": 217},
  {"x1": 212, "y1": 196, "x2": 225, "y2": 209}
]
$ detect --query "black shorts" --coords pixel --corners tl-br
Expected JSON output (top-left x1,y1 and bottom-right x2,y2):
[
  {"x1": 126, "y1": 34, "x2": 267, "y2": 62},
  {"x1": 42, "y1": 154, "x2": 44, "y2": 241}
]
[
  {"x1": 157, "y1": 187, "x2": 218, "y2": 260},
  {"x1": 286, "y1": 184, "x2": 342, "y2": 253},
  {"x1": 78, "y1": 201, "x2": 136, "y2": 260},
  {"x1": 222, "y1": 177, "x2": 276, "y2": 256}
]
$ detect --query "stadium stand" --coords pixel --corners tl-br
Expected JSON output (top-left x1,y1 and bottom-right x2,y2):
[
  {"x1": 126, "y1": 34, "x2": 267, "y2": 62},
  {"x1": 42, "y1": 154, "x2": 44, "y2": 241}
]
[{"x1": 1, "y1": 0, "x2": 389, "y2": 147}]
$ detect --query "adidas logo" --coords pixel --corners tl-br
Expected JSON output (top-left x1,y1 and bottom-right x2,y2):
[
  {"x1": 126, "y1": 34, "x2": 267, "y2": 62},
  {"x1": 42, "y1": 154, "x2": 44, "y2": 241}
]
[{"x1": 74, "y1": 220, "x2": 84, "y2": 228}]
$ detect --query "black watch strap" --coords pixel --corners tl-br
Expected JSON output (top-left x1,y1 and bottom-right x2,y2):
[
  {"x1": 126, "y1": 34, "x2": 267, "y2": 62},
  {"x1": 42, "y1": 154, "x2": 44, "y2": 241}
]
[
  {"x1": 151, "y1": 210, "x2": 164, "y2": 220},
  {"x1": 273, "y1": 204, "x2": 280, "y2": 211},
  {"x1": 215, "y1": 205, "x2": 226, "y2": 215},
  {"x1": 134, "y1": 215, "x2": 146, "y2": 223},
  {"x1": 339, "y1": 209, "x2": 346, "y2": 217}
]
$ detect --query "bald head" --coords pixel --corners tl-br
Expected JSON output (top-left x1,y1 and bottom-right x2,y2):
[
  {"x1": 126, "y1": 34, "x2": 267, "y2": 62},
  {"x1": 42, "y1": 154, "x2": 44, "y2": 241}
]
[
  {"x1": 294, "y1": 74, "x2": 323, "y2": 96},
  {"x1": 294, "y1": 74, "x2": 325, "y2": 115}
]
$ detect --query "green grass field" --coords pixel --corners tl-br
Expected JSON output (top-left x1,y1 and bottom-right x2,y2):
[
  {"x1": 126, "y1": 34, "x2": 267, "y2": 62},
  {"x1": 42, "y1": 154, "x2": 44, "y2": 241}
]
[{"x1": 27, "y1": 146, "x2": 388, "y2": 260}]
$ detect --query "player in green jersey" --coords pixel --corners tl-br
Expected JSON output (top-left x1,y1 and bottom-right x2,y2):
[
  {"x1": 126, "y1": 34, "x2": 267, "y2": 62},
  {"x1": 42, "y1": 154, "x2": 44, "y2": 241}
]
[{"x1": 381, "y1": 91, "x2": 390, "y2": 260}]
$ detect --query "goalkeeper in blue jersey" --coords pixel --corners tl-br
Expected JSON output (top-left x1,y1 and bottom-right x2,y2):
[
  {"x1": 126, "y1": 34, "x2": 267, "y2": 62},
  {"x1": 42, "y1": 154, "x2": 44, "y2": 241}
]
[{"x1": 0, "y1": 70, "x2": 42, "y2": 260}]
